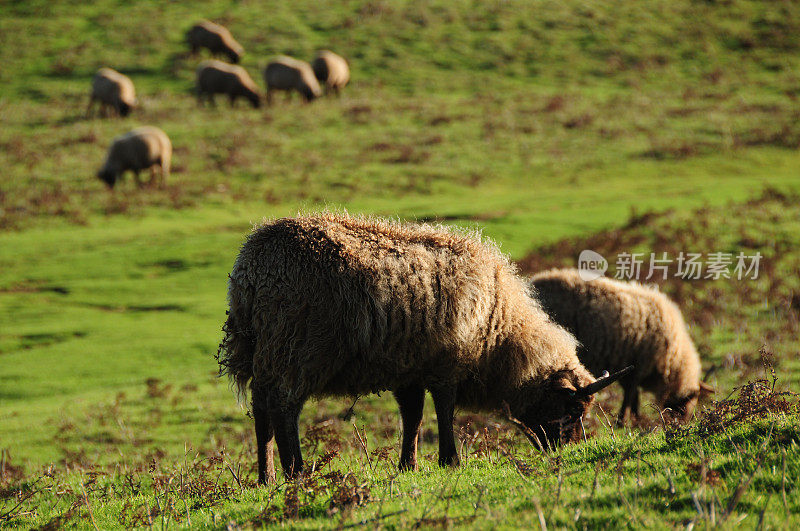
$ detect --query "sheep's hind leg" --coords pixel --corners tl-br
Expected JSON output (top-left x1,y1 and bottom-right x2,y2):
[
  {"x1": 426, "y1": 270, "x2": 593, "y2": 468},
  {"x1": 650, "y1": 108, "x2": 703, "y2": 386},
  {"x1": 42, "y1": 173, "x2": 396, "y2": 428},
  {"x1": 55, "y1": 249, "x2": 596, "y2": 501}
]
[
  {"x1": 618, "y1": 380, "x2": 640, "y2": 425},
  {"x1": 270, "y1": 400, "x2": 304, "y2": 479},
  {"x1": 253, "y1": 402, "x2": 276, "y2": 485},
  {"x1": 430, "y1": 386, "x2": 460, "y2": 468},
  {"x1": 393, "y1": 385, "x2": 425, "y2": 471},
  {"x1": 149, "y1": 166, "x2": 159, "y2": 188}
]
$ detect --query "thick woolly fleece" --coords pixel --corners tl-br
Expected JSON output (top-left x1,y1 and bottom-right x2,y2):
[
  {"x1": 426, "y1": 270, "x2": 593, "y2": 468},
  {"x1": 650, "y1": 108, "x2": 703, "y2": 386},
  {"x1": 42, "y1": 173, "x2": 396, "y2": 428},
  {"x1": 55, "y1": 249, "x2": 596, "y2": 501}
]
[
  {"x1": 98, "y1": 126, "x2": 171, "y2": 183},
  {"x1": 530, "y1": 269, "x2": 703, "y2": 409},
  {"x1": 186, "y1": 20, "x2": 244, "y2": 63},
  {"x1": 196, "y1": 60, "x2": 261, "y2": 107},
  {"x1": 311, "y1": 50, "x2": 350, "y2": 93},
  {"x1": 90, "y1": 68, "x2": 136, "y2": 115},
  {"x1": 218, "y1": 214, "x2": 595, "y2": 416},
  {"x1": 263, "y1": 56, "x2": 322, "y2": 102}
]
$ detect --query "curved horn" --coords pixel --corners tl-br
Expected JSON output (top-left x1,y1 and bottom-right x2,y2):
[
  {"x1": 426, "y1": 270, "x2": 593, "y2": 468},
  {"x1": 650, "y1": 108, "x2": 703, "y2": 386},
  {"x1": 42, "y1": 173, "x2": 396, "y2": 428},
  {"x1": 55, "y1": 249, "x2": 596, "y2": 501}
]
[{"x1": 578, "y1": 365, "x2": 634, "y2": 396}]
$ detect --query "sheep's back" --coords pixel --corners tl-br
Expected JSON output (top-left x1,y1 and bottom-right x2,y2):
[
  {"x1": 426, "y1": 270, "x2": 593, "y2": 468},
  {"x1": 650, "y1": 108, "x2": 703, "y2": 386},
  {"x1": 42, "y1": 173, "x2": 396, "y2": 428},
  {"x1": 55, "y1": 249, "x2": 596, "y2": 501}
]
[
  {"x1": 264, "y1": 57, "x2": 321, "y2": 96},
  {"x1": 312, "y1": 51, "x2": 350, "y2": 88},
  {"x1": 188, "y1": 21, "x2": 243, "y2": 56},
  {"x1": 197, "y1": 61, "x2": 258, "y2": 94},
  {"x1": 531, "y1": 272, "x2": 670, "y2": 379},
  {"x1": 92, "y1": 69, "x2": 135, "y2": 106},
  {"x1": 108, "y1": 127, "x2": 169, "y2": 170},
  {"x1": 228, "y1": 216, "x2": 506, "y2": 398}
]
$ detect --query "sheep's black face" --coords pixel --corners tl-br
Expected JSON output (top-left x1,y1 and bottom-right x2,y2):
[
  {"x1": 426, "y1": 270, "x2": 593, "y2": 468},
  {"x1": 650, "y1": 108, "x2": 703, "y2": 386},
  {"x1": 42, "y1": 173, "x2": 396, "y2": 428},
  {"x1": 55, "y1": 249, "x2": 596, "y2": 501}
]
[
  {"x1": 663, "y1": 393, "x2": 698, "y2": 422},
  {"x1": 118, "y1": 102, "x2": 131, "y2": 117},
  {"x1": 514, "y1": 370, "x2": 595, "y2": 449},
  {"x1": 229, "y1": 51, "x2": 241, "y2": 64},
  {"x1": 97, "y1": 169, "x2": 117, "y2": 188},
  {"x1": 313, "y1": 63, "x2": 328, "y2": 83},
  {"x1": 248, "y1": 93, "x2": 261, "y2": 109},
  {"x1": 303, "y1": 88, "x2": 318, "y2": 102},
  {"x1": 518, "y1": 395, "x2": 593, "y2": 449}
]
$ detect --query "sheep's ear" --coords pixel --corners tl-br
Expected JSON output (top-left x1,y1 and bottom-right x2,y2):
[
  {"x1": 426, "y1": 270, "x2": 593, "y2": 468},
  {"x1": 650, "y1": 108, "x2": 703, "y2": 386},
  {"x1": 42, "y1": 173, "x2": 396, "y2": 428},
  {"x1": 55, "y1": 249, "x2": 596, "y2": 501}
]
[
  {"x1": 552, "y1": 373, "x2": 578, "y2": 395},
  {"x1": 699, "y1": 381, "x2": 715, "y2": 396}
]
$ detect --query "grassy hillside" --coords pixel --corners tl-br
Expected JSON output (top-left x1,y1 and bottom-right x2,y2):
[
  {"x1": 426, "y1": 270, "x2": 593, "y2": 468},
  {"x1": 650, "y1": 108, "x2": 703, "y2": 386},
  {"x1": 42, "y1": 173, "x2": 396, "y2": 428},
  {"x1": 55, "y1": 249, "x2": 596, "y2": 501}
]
[
  {"x1": 2, "y1": 0, "x2": 800, "y2": 232},
  {"x1": 2, "y1": 195, "x2": 799, "y2": 528},
  {"x1": 1, "y1": 0, "x2": 800, "y2": 528}
]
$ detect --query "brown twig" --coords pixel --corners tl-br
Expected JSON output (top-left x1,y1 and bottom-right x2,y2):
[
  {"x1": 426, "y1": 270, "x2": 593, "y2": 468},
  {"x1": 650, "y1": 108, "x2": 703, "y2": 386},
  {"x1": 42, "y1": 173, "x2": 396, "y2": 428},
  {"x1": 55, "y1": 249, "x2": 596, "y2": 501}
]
[
  {"x1": 351, "y1": 424, "x2": 374, "y2": 474},
  {"x1": 79, "y1": 481, "x2": 100, "y2": 531},
  {"x1": 501, "y1": 402, "x2": 544, "y2": 451},
  {"x1": 0, "y1": 478, "x2": 42, "y2": 522}
]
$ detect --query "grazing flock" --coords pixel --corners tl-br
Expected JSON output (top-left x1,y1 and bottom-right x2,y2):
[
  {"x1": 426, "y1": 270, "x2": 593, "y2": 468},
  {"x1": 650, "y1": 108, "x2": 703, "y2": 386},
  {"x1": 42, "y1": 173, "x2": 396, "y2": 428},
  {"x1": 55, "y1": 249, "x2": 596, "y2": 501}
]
[
  {"x1": 91, "y1": 20, "x2": 349, "y2": 189},
  {"x1": 218, "y1": 213, "x2": 709, "y2": 484},
  {"x1": 82, "y1": 17, "x2": 712, "y2": 484}
]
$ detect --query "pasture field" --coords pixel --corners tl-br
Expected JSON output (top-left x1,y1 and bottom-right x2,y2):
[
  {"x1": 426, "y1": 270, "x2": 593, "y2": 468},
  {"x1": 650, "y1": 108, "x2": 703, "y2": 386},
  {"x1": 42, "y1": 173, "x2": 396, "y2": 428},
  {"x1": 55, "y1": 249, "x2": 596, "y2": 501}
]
[{"x1": 1, "y1": 0, "x2": 800, "y2": 528}]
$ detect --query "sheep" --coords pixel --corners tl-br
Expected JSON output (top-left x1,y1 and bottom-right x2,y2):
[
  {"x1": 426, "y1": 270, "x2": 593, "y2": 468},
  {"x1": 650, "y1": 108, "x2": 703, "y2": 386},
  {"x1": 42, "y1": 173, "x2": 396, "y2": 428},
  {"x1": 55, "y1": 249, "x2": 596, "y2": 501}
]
[
  {"x1": 218, "y1": 214, "x2": 630, "y2": 483},
  {"x1": 529, "y1": 268, "x2": 714, "y2": 423},
  {"x1": 196, "y1": 60, "x2": 261, "y2": 108},
  {"x1": 311, "y1": 50, "x2": 350, "y2": 96},
  {"x1": 87, "y1": 68, "x2": 137, "y2": 118},
  {"x1": 186, "y1": 20, "x2": 244, "y2": 64},
  {"x1": 263, "y1": 56, "x2": 322, "y2": 105},
  {"x1": 97, "y1": 126, "x2": 171, "y2": 189}
]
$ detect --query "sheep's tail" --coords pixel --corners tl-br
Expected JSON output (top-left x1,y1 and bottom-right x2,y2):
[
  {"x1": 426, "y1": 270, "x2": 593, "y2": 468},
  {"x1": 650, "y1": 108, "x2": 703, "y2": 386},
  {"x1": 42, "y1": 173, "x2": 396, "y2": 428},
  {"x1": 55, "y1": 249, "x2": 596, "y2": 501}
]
[{"x1": 216, "y1": 307, "x2": 255, "y2": 404}]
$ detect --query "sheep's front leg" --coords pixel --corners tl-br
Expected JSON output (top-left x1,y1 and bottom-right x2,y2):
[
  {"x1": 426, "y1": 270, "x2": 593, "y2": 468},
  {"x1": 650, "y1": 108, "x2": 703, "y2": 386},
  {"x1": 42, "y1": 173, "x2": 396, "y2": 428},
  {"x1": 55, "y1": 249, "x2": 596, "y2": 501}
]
[
  {"x1": 393, "y1": 385, "x2": 425, "y2": 471},
  {"x1": 431, "y1": 386, "x2": 460, "y2": 468},
  {"x1": 618, "y1": 380, "x2": 640, "y2": 425},
  {"x1": 270, "y1": 400, "x2": 304, "y2": 479},
  {"x1": 253, "y1": 403, "x2": 276, "y2": 485}
]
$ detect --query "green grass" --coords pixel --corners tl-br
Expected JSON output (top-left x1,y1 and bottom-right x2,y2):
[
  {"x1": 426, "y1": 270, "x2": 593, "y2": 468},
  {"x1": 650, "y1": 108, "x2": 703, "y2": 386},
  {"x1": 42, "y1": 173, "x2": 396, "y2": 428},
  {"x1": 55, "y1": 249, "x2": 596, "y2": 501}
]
[{"x1": 2, "y1": 0, "x2": 800, "y2": 527}]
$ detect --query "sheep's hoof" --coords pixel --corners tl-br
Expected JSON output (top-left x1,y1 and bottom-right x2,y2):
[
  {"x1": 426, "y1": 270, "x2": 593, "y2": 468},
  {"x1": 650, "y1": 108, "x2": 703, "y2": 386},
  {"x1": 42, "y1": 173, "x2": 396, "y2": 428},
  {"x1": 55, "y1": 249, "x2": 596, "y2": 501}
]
[
  {"x1": 438, "y1": 454, "x2": 460, "y2": 468},
  {"x1": 257, "y1": 473, "x2": 276, "y2": 486},
  {"x1": 398, "y1": 459, "x2": 418, "y2": 472}
]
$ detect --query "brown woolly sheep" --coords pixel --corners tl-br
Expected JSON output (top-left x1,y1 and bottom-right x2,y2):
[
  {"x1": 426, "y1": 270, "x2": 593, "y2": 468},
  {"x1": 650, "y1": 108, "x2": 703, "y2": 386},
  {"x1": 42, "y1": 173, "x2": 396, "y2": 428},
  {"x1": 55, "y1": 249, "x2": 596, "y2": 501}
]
[
  {"x1": 530, "y1": 269, "x2": 713, "y2": 423},
  {"x1": 97, "y1": 126, "x2": 171, "y2": 189},
  {"x1": 263, "y1": 56, "x2": 322, "y2": 105},
  {"x1": 311, "y1": 50, "x2": 350, "y2": 96},
  {"x1": 218, "y1": 214, "x2": 629, "y2": 483},
  {"x1": 186, "y1": 20, "x2": 244, "y2": 64},
  {"x1": 196, "y1": 60, "x2": 261, "y2": 108},
  {"x1": 87, "y1": 68, "x2": 137, "y2": 118}
]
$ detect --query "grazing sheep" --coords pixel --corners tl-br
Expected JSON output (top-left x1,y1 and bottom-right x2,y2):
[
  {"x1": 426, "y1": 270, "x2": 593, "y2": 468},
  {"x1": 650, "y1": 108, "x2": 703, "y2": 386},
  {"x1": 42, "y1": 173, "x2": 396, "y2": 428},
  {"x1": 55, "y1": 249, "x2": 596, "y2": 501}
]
[
  {"x1": 218, "y1": 214, "x2": 629, "y2": 483},
  {"x1": 530, "y1": 269, "x2": 714, "y2": 423},
  {"x1": 196, "y1": 60, "x2": 261, "y2": 108},
  {"x1": 87, "y1": 68, "x2": 137, "y2": 118},
  {"x1": 97, "y1": 126, "x2": 171, "y2": 189},
  {"x1": 263, "y1": 56, "x2": 322, "y2": 105},
  {"x1": 311, "y1": 50, "x2": 350, "y2": 96},
  {"x1": 186, "y1": 20, "x2": 244, "y2": 64}
]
